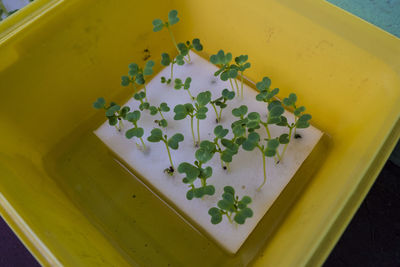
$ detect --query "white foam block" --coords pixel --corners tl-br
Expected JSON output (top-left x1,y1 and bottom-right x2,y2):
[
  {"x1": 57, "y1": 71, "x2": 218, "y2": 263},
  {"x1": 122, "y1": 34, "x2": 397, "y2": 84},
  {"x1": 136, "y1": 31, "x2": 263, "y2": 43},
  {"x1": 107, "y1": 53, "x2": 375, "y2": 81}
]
[{"x1": 95, "y1": 51, "x2": 323, "y2": 254}]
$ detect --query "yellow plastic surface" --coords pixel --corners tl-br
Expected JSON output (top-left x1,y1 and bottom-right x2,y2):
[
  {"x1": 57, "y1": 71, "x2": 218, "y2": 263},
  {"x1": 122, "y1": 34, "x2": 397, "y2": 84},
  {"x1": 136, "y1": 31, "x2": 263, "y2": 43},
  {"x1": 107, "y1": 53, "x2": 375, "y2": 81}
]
[{"x1": 0, "y1": 0, "x2": 399, "y2": 266}]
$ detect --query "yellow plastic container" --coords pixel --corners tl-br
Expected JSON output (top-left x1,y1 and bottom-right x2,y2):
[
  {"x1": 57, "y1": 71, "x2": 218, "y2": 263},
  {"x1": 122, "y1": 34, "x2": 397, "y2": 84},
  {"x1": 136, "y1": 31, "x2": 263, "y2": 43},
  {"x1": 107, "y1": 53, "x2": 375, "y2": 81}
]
[{"x1": 0, "y1": 0, "x2": 399, "y2": 266}]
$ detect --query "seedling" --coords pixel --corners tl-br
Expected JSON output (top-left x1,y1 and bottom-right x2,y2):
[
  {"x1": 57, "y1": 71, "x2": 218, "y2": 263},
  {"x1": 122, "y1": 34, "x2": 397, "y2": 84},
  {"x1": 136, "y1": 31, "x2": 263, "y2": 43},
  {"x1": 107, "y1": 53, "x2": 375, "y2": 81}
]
[
  {"x1": 242, "y1": 132, "x2": 280, "y2": 190},
  {"x1": 93, "y1": 97, "x2": 130, "y2": 131},
  {"x1": 177, "y1": 38, "x2": 203, "y2": 62},
  {"x1": 133, "y1": 91, "x2": 150, "y2": 111},
  {"x1": 210, "y1": 89, "x2": 235, "y2": 123},
  {"x1": 160, "y1": 52, "x2": 185, "y2": 84},
  {"x1": 147, "y1": 128, "x2": 184, "y2": 175},
  {"x1": 234, "y1": 55, "x2": 251, "y2": 99},
  {"x1": 210, "y1": 50, "x2": 239, "y2": 94},
  {"x1": 173, "y1": 91, "x2": 211, "y2": 146},
  {"x1": 148, "y1": 102, "x2": 170, "y2": 128},
  {"x1": 152, "y1": 10, "x2": 190, "y2": 63},
  {"x1": 174, "y1": 77, "x2": 195, "y2": 100},
  {"x1": 278, "y1": 93, "x2": 312, "y2": 160},
  {"x1": 125, "y1": 110, "x2": 146, "y2": 150},
  {"x1": 208, "y1": 186, "x2": 253, "y2": 225},
  {"x1": 121, "y1": 60, "x2": 155, "y2": 102},
  {"x1": 178, "y1": 160, "x2": 215, "y2": 200}
]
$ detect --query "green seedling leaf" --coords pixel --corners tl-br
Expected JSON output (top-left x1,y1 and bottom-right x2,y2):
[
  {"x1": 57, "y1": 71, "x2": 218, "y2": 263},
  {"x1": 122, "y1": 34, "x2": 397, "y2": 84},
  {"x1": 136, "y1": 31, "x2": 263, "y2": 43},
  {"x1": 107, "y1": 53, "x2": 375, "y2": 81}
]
[
  {"x1": 147, "y1": 128, "x2": 163, "y2": 142},
  {"x1": 256, "y1": 77, "x2": 271, "y2": 91},
  {"x1": 294, "y1": 106, "x2": 306, "y2": 116},
  {"x1": 176, "y1": 54, "x2": 185, "y2": 65},
  {"x1": 126, "y1": 110, "x2": 140, "y2": 122},
  {"x1": 106, "y1": 104, "x2": 120, "y2": 117},
  {"x1": 264, "y1": 138, "x2": 280, "y2": 157},
  {"x1": 283, "y1": 93, "x2": 297, "y2": 107},
  {"x1": 128, "y1": 63, "x2": 139, "y2": 76},
  {"x1": 195, "y1": 147, "x2": 214, "y2": 163},
  {"x1": 161, "y1": 53, "x2": 171, "y2": 66},
  {"x1": 297, "y1": 114, "x2": 312, "y2": 128},
  {"x1": 199, "y1": 166, "x2": 213, "y2": 179},
  {"x1": 93, "y1": 97, "x2": 106, "y2": 109},
  {"x1": 232, "y1": 105, "x2": 248, "y2": 118},
  {"x1": 224, "y1": 186, "x2": 235, "y2": 195},
  {"x1": 108, "y1": 116, "x2": 118, "y2": 126},
  {"x1": 214, "y1": 125, "x2": 229, "y2": 138},
  {"x1": 221, "y1": 139, "x2": 238, "y2": 153},
  {"x1": 168, "y1": 10, "x2": 179, "y2": 25},
  {"x1": 242, "y1": 132, "x2": 260, "y2": 151},
  {"x1": 167, "y1": 133, "x2": 184, "y2": 150},
  {"x1": 174, "y1": 78, "x2": 183, "y2": 89},
  {"x1": 158, "y1": 119, "x2": 168, "y2": 127},
  {"x1": 149, "y1": 106, "x2": 158, "y2": 115},
  {"x1": 134, "y1": 91, "x2": 146, "y2": 100},
  {"x1": 279, "y1": 133, "x2": 290, "y2": 144},
  {"x1": 276, "y1": 116, "x2": 288, "y2": 126},
  {"x1": 125, "y1": 127, "x2": 144, "y2": 139},
  {"x1": 197, "y1": 91, "x2": 212, "y2": 106},
  {"x1": 235, "y1": 55, "x2": 248, "y2": 65},
  {"x1": 159, "y1": 102, "x2": 170, "y2": 112},
  {"x1": 135, "y1": 73, "x2": 145, "y2": 85},
  {"x1": 143, "y1": 60, "x2": 155, "y2": 76},
  {"x1": 173, "y1": 104, "x2": 188, "y2": 120},
  {"x1": 232, "y1": 125, "x2": 246, "y2": 137},
  {"x1": 121, "y1": 76, "x2": 131, "y2": 86},
  {"x1": 184, "y1": 77, "x2": 192, "y2": 89},
  {"x1": 192, "y1": 38, "x2": 203, "y2": 51},
  {"x1": 177, "y1": 42, "x2": 189, "y2": 56},
  {"x1": 139, "y1": 102, "x2": 150, "y2": 111},
  {"x1": 152, "y1": 19, "x2": 164, "y2": 32},
  {"x1": 222, "y1": 88, "x2": 235, "y2": 100},
  {"x1": 178, "y1": 162, "x2": 200, "y2": 183}
]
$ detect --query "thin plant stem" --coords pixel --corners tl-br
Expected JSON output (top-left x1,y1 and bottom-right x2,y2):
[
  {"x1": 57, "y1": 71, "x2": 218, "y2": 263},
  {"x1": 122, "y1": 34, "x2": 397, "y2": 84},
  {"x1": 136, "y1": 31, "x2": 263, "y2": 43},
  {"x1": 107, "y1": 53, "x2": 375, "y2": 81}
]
[
  {"x1": 187, "y1": 51, "x2": 191, "y2": 62},
  {"x1": 164, "y1": 141, "x2": 174, "y2": 169},
  {"x1": 226, "y1": 213, "x2": 233, "y2": 224},
  {"x1": 159, "y1": 111, "x2": 166, "y2": 120},
  {"x1": 226, "y1": 162, "x2": 231, "y2": 172},
  {"x1": 220, "y1": 157, "x2": 224, "y2": 169},
  {"x1": 139, "y1": 137, "x2": 146, "y2": 150},
  {"x1": 166, "y1": 25, "x2": 189, "y2": 63},
  {"x1": 257, "y1": 146, "x2": 267, "y2": 191},
  {"x1": 279, "y1": 127, "x2": 293, "y2": 161},
  {"x1": 170, "y1": 62, "x2": 174, "y2": 80},
  {"x1": 186, "y1": 89, "x2": 194, "y2": 100},
  {"x1": 263, "y1": 123, "x2": 272, "y2": 139},
  {"x1": 190, "y1": 116, "x2": 195, "y2": 147},
  {"x1": 234, "y1": 79, "x2": 240, "y2": 96},
  {"x1": 218, "y1": 108, "x2": 223, "y2": 122},
  {"x1": 240, "y1": 71, "x2": 244, "y2": 99},
  {"x1": 143, "y1": 84, "x2": 148, "y2": 102},
  {"x1": 211, "y1": 103, "x2": 219, "y2": 122},
  {"x1": 229, "y1": 78, "x2": 235, "y2": 92},
  {"x1": 294, "y1": 117, "x2": 298, "y2": 135},
  {"x1": 197, "y1": 118, "x2": 200, "y2": 145}
]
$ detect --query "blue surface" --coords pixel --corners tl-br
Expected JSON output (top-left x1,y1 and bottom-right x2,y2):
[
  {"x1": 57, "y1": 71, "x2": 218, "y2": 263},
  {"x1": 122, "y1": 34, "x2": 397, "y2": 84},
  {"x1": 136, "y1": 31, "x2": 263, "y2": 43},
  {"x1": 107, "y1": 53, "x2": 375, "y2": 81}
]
[{"x1": 327, "y1": 0, "x2": 400, "y2": 37}]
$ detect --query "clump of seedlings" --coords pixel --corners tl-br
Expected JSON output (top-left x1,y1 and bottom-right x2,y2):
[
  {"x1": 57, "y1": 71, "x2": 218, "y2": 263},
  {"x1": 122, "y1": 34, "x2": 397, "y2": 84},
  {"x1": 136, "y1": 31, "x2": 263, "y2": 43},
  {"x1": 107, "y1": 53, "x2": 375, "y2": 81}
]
[
  {"x1": 147, "y1": 128, "x2": 184, "y2": 175},
  {"x1": 125, "y1": 110, "x2": 146, "y2": 150},
  {"x1": 210, "y1": 50, "x2": 250, "y2": 99},
  {"x1": 208, "y1": 186, "x2": 253, "y2": 224},
  {"x1": 173, "y1": 91, "x2": 211, "y2": 146},
  {"x1": 148, "y1": 102, "x2": 170, "y2": 128},
  {"x1": 121, "y1": 60, "x2": 155, "y2": 102},
  {"x1": 160, "y1": 52, "x2": 185, "y2": 84},
  {"x1": 178, "y1": 144, "x2": 216, "y2": 199},
  {"x1": 93, "y1": 97, "x2": 130, "y2": 131},
  {"x1": 92, "y1": 9, "x2": 316, "y2": 229},
  {"x1": 174, "y1": 77, "x2": 195, "y2": 100},
  {"x1": 210, "y1": 89, "x2": 235, "y2": 123}
]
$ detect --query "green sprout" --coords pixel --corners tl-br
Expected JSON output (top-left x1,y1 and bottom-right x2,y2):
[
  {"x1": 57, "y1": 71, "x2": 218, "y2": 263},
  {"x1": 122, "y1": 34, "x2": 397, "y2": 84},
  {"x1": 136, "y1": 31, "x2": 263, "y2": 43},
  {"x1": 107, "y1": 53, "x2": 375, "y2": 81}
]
[
  {"x1": 277, "y1": 93, "x2": 312, "y2": 160},
  {"x1": 152, "y1": 10, "x2": 190, "y2": 63},
  {"x1": 234, "y1": 55, "x2": 251, "y2": 99},
  {"x1": 210, "y1": 89, "x2": 235, "y2": 123},
  {"x1": 125, "y1": 110, "x2": 146, "y2": 150},
  {"x1": 178, "y1": 161, "x2": 215, "y2": 200},
  {"x1": 208, "y1": 186, "x2": 253, "y2": 225},
  {"x1": 242, "y1": 132, "x2": 280, "y2": 191},
  {"x1": 121, "y1": 60, "x2": 155, "y2": 102},
  {"x1": 133, "y1": 91, "x2": 150, "y2": 111},
  {"x1": 93, "y1": 97, "x2": 130, "y2": 131},
  {"x1": 173, "y1": 91, "x2": 211, "y2": 146},
  {"x1": 147, "y1": 128, "x2": 184, "y2": 175},
  {"x1": 174, "y1": 77, "x2": 195, "y2": 100},
  {"x1": 160, "y1": 52, "x2": 185, "y2": 84},
  {"x1": 148, "y1": 102, "x2": 170, "y2": 128},
  {"x1": 177, "y1": 38, "x2": 204, "y2": 62},
  {"x1": 210, "y1": 50, "x2": 238, "y2": 93},
  {"x1": 213, "y1": 126, "x2": 240, "y2": 171}
]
